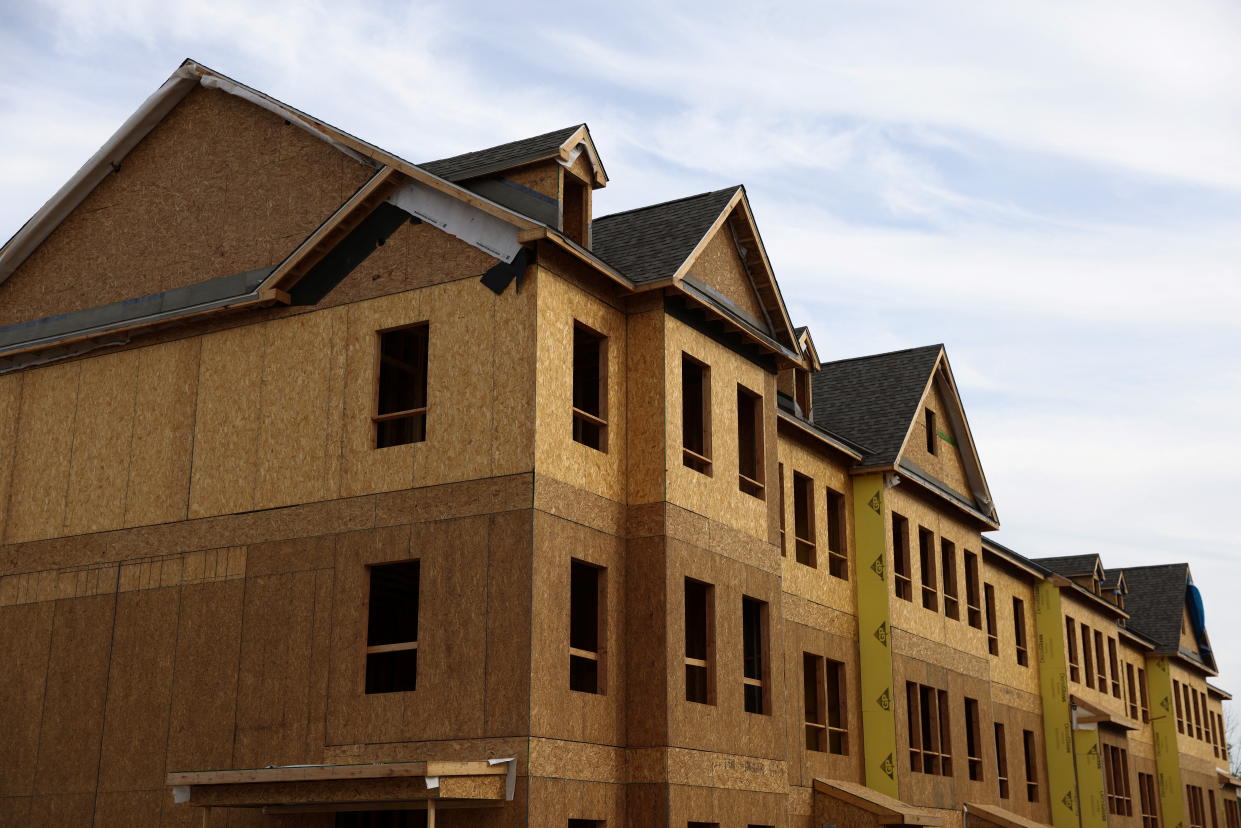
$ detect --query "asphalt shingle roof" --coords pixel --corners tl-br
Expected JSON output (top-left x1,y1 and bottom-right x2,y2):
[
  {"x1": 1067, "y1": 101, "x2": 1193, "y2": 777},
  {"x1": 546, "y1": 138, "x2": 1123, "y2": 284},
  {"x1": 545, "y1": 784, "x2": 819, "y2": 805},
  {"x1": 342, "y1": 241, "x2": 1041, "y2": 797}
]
[
  {"x1": 1033, "y1": 554, "x2": 1102, "y2": 578},
  {"x1": 419, "y1": 125, "x2": 582, "y2": 181},
  {"x1": 1116, "y1": 563, "x2": 1189, "y2": 653},
  {"x1": 591, "y1": 187, "x2": 739, "y2": 284},
  {"x1": 810, "y1": 344, "x2": 942, "y2": 466}
]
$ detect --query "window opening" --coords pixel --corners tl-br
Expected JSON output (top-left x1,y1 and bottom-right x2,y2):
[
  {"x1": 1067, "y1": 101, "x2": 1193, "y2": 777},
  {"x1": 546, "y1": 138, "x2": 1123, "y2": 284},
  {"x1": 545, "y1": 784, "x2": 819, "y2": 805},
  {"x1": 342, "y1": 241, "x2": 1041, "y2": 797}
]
[
  {"x1": 374, "y1": 324, "x2": 428, "y2": 448},
  {"x1": 365, "y1": 561, "x2": 420, "y2": 694}
]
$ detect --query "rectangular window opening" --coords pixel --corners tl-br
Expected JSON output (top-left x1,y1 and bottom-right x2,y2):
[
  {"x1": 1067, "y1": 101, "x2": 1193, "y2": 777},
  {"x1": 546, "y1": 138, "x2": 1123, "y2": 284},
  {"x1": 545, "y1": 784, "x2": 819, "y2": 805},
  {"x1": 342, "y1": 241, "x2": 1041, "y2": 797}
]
[
  {"x1": 569, "y1": 560, "x2": 605, "y2": 695},
  {"x1": 1138, "y1": 772, "x2": 1161, "y2": 828},
  {"x1": 1108, "y1": 638, "x2": 1122, "y2": 698},
  {"x1": 995, "y1": 722, "x2": 1010, "y2": 799},
  {"x1": 804, "y1": 652, "x2": 826, "y2": 752},
  {"x1": 965, "y1": 697, "x2": 983, "y2": 781},
  {"x1": 572, "y1": 323, "x2": 608, "y2": 451},
  {"x1": 826, "y1": 488, "x2": 848, "y2": 580},
  {"x1": 365, "y1": 560, "x2": 420, "y2": 694},
  {"x1": 1067, "y1": 617, "x2": 1081, "y2": 683},
  {"x1": 919, "y1": 527, "x2": 938, "y2": 611},
  {"x1": 893, "y1": 514, "x2": 913, "y2": 602},
  {"x1": 984, "y1": 584, "x2": 999, "y2": 656},
  {"x1": 926, "y1": 408, "x2": 938, "y2": 455},
  {"x1": 778, "y1": 463, "x2": 787, "y2": 557},
  {"x1": 374, "y1": 324, "x2": 429, "y2": 448},
  {"x1": 684, "y1": 578, "x2": 714, "y2": 705},
  {"x1": 742, "y1": 596, "x2": 768, "y2": 715},
  {"x1": 1013, "y1": 597, "x2": 1029, "y2": 667},
  {"x1": 736, "y1": 384, "x2": 765, "y2": 498},
  {"x1": 907, "y1": 682, "x2": 951, "y2": 776},
  {"x1": 681, "y1": 355, "x2": 712, "y2": 474},
  {"x1": 1082, "y1": 624, "x2": 1096, "y2": 689},
  {"x1": 1022, "y1": 729, "x2": 1039, "y2": 803},
  {"x1": 793, "y1": 472, "x2": 816, "y2": 567},
  {"x1": 964, "y1": 551, "x2": 982, "y2": 628},
  {"x1": 941, "y1": 539, "x2": 959, "y2": 620}
]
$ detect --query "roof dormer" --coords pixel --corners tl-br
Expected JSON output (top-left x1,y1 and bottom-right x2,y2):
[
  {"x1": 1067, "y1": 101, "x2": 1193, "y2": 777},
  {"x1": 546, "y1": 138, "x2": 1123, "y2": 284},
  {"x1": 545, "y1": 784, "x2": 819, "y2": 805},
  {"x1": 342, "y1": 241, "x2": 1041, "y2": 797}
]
[{"x1": 420, "y1": 124, "x2": 607, "y2": 248}]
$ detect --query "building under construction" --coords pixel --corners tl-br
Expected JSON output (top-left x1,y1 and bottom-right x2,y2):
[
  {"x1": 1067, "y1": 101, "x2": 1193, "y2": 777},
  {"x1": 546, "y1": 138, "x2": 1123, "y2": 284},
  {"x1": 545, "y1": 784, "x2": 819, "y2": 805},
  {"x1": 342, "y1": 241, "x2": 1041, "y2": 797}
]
[{"x1": 0, "y1": 60, "x2": 1234, "y2": 828}]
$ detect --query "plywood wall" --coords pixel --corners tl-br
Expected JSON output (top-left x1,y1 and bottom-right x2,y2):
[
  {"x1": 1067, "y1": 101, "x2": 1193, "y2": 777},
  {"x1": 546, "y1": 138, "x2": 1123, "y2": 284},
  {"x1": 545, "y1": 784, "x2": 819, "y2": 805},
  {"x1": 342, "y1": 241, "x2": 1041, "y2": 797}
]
[
  {"x1": 0, "y1": 272, "x2": 537, "y2": 543},
  {"x1": 684, "y1": 218, "x2": 769, "y2": 327},
  {"x1": 0, "y1": 85, "x2": 373, "y2": 328},
  {"x1": 663, "y1": 314, "x2": 773, "y2": 543},
  {"x1": 903, "y1": 379, "x2": 973, "y2": 498},
  {"x1": 534, "y1": 267, "x2": 628, "y2": 503}
]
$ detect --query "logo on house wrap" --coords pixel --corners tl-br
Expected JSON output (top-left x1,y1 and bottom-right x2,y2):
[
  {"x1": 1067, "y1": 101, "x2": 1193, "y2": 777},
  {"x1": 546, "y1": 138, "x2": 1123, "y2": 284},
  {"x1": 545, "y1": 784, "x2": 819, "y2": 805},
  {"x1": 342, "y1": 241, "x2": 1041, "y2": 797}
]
[
  {"x1": 874, "y1": 621, "x2": 889, "y2": 646},
  {"x1": 871, "y1": 554, "x2": 886, "y2": 579},
  {"x1": 868, "y1": 491, "x2": 882, "y2": 514},
  {"x1": 880, "y1": 754, "x2": 895, "y2": 779},
  {"x1": 1062, "y1": 791, "x2": 1075, "y2": 811},
  {"x1": 877, "y1": 688, "x2": 891, "y2": 711}
]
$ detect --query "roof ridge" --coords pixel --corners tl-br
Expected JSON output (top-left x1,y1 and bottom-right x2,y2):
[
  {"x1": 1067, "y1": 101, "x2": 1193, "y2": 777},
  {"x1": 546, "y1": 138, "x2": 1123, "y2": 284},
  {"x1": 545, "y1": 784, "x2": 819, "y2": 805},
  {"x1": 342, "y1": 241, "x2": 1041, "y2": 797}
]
[
  {"x1": 422, "y1": 123, "x2": 582, "y2": 158},
  {"x1": 593, "y1": 186, "x2": 740, "y2": 222},
  {"x1": 1117, "y1": 563, "x2": 1189, "y2": 572},
  {"x1": 819, "y1": 343, "x2": 943, "y2": 368}
]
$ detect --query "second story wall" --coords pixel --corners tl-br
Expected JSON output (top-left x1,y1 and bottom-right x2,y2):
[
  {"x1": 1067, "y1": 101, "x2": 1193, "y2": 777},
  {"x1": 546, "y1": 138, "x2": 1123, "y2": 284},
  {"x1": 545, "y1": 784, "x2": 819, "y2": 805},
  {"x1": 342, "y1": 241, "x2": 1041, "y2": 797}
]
[{"x1": 0, "y1": 268, "x2": 537, "y2": 545}]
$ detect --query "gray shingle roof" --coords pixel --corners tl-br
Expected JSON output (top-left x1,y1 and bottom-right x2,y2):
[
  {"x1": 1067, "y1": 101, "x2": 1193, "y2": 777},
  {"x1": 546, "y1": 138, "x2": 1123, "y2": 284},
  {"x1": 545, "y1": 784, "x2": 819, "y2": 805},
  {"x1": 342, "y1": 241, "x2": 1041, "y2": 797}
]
[
  {"x1": 810, "y1": 344, "x2": 942, "y2": 466},
  {"x1": 1117, "y1": 563, "x2": 1189, "y2": 654},
  {"x1": 591, "y1": 187, "x2": 739, "y2": 284},
  {"x1": 419, "y1": 125, "x2": 582, "y2": 181},
  {"x1": 1033, "y1": 554, "x2": 1102, "y2": 578}
]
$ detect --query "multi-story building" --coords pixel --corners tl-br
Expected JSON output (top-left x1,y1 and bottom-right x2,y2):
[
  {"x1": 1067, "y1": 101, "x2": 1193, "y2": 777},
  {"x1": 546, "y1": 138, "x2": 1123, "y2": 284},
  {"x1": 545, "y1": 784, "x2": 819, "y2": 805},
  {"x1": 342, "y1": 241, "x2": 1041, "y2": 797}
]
[{"x1": 0, "y1": 60, "x2": 1234, "y2": 828}]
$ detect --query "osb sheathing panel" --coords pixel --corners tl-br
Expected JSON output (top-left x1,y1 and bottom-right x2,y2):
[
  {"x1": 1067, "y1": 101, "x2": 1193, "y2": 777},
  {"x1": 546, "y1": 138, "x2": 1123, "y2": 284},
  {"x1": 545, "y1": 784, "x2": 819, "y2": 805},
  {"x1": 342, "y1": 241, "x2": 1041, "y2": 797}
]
[
  {"x1": 666, "y1": 535, "x2": 785, "y2": 759},
  {"x1": 64, "y1": 349, "x2": 140, "y2": 535},
  {"x1": 327, "y1": 516, "x2": 515, "y2": 746},
  {"x1": 777, "y1": 434, "x2": 856, "y2": 615},
  {"x1": 668, "y1": 782, "x2": 788, "y2": 827},
  {"x1": 341, "y1": 277, "x2": 534, "y2": 498},
  {"x1": 166, "y1": 579, "x2": 246, "y2": 772},
  {"x1": 530, "y1": 510, "x2": 625, "y2": 746},
  {"x1": 625, "y1": 534, "x2": 670, "y2": 749},
  {"x1": 533, "y1": 473, "x2": 626, "y2": 538},
  {"x1": 484, "y1": 510, "x2": 534, "y2": 736},
  {"x1": 33, "y1": 593, "x2": 116, "y2": 795},
  {"x1": 1169, "y1": 663, "x2": 1221, "y2": 763},
  {"x1": 783, "y1": 620, "x2": 865, "y2": 789},
  {"x1": 23, "y1": 793, "x2": 94, "y2": 828},
  {"x1": 535, "y1": 267, "x2": 628, "y2": 503},
  {"x1": 528, "y1": 777, "x2": 625, "y2": 826},
  {"x1": 664, "y1": 314, "x2": 773, "y2": 542},
  {"x1": 4, "y1": 360, "x2": 80, "y2": 544},
  {"x1": 0, "y1": 601, "x2": 54, "y2": 796},
  {"x1": 91, "y1": 790, "x2": 164, "y2": 828},
  {"x1": 527, "y1": 738, "x2": 624, "y2": 784},
  {"x1": 0, "y1": 373, "x2": 20, "y2": 540},
  {"x1": 1060, "y1": 592, "x2": 1140, "y2": 726},
  {"x1": 904, "y1": 379, "x2": 973, "y2": 499},
  {"x1": 124, "y1": 338, "x2": 200, "y2": 527},
  {"x1": 96, "y1": 587, "x2": 179, "y2": 793},
  {"x1": 893, "y1": 651, "x2": 997, "y2": 810},
  {"x1": 885, "y1": 486, "x2": 998, "y2": 679},
  {"x1": 626, "y1": 306, "x2": 667, "y2": 505},
  {"x1": 507, "y1": 160, "x2": 561, "y2": 201},
  {"x1": 312, "y1": 218, "x2": 498, "y2": 311},
  {"x1": 232, "y1": 569, "x2": 324, "y2": 769},
  {"x1": 0, "y1": 86, "x2": 372, "y2": 328},
  {"x1": 686, "y1": 219, "x2": 770, "y2": 325},
  {"x1": 189, "y1": 321, "x2": 266, "y2": 518}
]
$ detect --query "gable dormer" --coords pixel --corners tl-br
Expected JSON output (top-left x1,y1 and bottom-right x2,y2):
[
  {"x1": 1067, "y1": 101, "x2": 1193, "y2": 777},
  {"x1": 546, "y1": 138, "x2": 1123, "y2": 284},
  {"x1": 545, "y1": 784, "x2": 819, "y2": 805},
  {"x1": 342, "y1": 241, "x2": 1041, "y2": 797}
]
[
  {"x1": 419, "y1": 124, "x2": 607, "y2": 249},
  {"x1": 777, "y1": 327, "x2": 820, "y2": 419}
]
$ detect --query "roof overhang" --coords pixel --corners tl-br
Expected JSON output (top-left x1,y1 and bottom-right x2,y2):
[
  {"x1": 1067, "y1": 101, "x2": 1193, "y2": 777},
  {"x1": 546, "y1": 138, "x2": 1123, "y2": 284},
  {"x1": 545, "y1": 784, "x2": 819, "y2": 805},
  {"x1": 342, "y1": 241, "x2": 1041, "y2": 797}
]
[
  {"x1": 777, "y1": 409, "x2": 864, "y2": 461},
  {"x1": 1071, "y1": 694, "x2": 1140, "y2": 730},
  {"x1": 166, "y1": 759, "x2": 515, "y2": 815},
  {"x1": 966, "y1": 801, "x2": 1054, "y2": 828},
  {"x1": 813, "y1": 778, "x2": 943, "y2": 825}
]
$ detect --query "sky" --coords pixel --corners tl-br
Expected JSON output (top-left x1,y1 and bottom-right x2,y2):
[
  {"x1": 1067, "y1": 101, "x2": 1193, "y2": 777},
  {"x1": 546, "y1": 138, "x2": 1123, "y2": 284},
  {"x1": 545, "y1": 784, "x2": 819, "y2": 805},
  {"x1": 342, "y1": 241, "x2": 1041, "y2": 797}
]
[{"x1": 1, "y1": 2, "x2": 1240, "y2": 696}]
